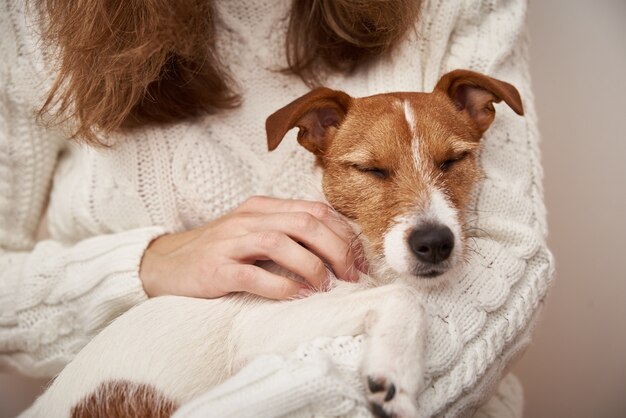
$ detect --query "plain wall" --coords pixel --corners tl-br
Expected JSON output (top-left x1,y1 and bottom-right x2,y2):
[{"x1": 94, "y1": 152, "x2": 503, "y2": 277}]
[
  {"x1": 1, "y1": 1, "x2": 626, "y2": 417},
  {"x1": 513, "y1": 0, "x2": 626, "y2": 417}
]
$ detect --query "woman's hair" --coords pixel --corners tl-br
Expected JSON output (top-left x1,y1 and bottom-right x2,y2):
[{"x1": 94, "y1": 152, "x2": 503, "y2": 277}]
[{"x1": 36, "y1": 0, "x2": 420, "y2": 144}]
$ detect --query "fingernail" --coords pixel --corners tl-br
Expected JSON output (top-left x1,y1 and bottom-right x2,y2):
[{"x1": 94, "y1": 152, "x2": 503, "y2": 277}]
[{"x1": 298, "y1": 287, "x2": 314, "y2": 298}]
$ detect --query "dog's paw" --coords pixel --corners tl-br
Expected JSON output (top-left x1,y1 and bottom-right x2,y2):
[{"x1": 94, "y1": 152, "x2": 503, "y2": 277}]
[
  {"x1": 363, "y1": 367, "x2": 420, "y2": 418},
  {"x1": 360, "y1": 285, "x2": 425, "y2": 417},
  {"x1": 361, "y1": 333, "x2": 422, "y2": 418}
]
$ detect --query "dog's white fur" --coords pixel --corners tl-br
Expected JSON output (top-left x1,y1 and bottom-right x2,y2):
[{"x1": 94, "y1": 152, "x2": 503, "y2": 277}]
[{"x1": 27, "y1": 281, "x2": 432, "y2": 417}]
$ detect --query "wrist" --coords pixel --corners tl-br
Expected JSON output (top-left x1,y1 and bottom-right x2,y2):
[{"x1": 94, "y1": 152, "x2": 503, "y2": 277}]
[
  {"x1": 138, "y1": 228, "x2": 203, "y2": 297},
  {"x1": 139, "y1": 236, "x2": 165, "y2": 297}
]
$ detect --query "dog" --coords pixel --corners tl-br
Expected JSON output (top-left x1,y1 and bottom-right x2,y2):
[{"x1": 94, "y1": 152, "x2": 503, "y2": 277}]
[{"x1": 24, "y1": 69, "x2": 523, "y2": 418}]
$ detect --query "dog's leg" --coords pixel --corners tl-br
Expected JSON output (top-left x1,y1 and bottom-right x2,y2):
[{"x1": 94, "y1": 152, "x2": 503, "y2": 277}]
[
  {"x1": 233, "y1": 282, "x2": 425, "y2": 418},
  {"x1": 30, "y1": 285, "x2": 424, "y2": 418},
  {"x1": 360, "y1": 286, "x2": 425, "y2": 418}
]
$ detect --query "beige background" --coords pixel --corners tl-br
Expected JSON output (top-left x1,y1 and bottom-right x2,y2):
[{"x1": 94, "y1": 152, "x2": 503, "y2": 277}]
[
  {"x1": 512, "y1": 0, "x2": 626, "y2": 417},
  {"x1": 1, "y1": 1, "x2": 626, "y2": 417}
]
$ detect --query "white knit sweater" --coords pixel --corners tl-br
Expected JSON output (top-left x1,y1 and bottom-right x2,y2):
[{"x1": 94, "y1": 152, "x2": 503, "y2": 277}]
[{"x1": 0, "y1": 0, "x2": 553, "y2": 416}]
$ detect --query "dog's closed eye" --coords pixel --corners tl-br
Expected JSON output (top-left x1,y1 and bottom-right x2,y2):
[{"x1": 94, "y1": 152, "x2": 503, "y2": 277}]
[
  {"x1": 352, "y1": 164, "x2": 389, "y2": 180},
  {"x1": 439, "y1": 151, "x2": 469, "y2": 172}
]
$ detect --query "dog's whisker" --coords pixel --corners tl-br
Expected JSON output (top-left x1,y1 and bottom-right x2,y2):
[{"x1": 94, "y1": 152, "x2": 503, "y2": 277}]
[
  {"x1": 463, "y1": 208, "x2": 499, "y2": 214},
  {"x1": 463, "y1": 227, "x2": 493, "y2": 240}
]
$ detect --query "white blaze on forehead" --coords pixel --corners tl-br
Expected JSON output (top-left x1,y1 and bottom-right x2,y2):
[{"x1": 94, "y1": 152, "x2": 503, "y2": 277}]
[
  {"x1": 403, "y1": 100, "x2": 417, "y2": 137},
  {"x1": 403, "y1": 100, "x2": 422, "y2": 173}
]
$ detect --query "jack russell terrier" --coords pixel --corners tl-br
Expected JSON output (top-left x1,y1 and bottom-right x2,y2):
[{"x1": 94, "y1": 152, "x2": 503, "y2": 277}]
[{"x1": 25, "y1": 69, "x2": 523, "y2": 418}]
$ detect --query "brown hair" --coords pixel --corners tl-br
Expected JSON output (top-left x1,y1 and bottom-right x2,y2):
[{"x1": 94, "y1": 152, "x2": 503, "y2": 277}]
[
  {"x1": 286, "y1": 0, "x2": 420, "y2": 81},
  {"x1": 36, "y1": 0, "x2": 419, "y2": 144}
]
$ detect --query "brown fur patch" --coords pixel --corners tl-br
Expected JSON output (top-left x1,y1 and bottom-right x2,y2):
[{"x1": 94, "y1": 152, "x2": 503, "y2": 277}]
[
  {"x1": 71, "y1": 380, "x2": 178, "y2": 418},
  {"x1": 321, "y1": 92, "x2": 482, "y2": 255}
]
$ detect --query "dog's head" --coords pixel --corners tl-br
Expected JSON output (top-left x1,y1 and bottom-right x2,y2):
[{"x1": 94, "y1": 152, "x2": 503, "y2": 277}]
[{"x1": 266, "y1": 69, "x2": 523, "y2": 282}]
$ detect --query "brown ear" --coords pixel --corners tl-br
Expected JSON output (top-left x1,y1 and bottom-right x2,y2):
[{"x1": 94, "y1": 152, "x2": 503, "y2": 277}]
[
  {"x1": 435, "y1": 69, "x2": 524, "y2": 135},
  {"x1": 266, "y1": 87, "x2": 352, "y2": 155}
]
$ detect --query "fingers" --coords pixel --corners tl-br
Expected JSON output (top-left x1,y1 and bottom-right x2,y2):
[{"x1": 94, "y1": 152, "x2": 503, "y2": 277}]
[
  {"x1": 236, "y1": 196, "x2": 362, "y2": 280},
  {"x1": 215, "y1": 264, "x2": 310, "y2": 300},
  {"x1": 142, "y1": 196, "x2": 364, "y2": 301},
  {"x1": 228, "y1": 232, "x2": 330, "y2": 290},
  {"x1": 241, "y1": 212, "x2": 360, "y2": 282},
  {"x1": 237, "y1": 196, "x2": 354, "y2": 243}
]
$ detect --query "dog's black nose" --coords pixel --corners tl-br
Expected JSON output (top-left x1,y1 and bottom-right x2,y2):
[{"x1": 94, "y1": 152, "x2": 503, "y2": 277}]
[{"x1": 408, "y1": 225, "x2": 454, "y2": 264}]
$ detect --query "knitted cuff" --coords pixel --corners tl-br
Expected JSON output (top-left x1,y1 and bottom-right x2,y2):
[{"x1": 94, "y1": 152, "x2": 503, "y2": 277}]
[{"x1": 0, "y1": 226, "x2": 168, "y2": 377}]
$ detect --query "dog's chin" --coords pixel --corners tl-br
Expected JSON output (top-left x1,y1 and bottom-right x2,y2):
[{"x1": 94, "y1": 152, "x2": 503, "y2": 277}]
[
  {"x1": 414, "y1": 269, "x2": 445, "y2": 279},
  {"x1": 368, "y1": 255, "x2": 459, "y2": 286},
  {"x1": 373, "y1": 264, "x2": 452, "y2": 285},
  {"x1": 400, "y1": 263, "x2": 457, "y2": 283}
]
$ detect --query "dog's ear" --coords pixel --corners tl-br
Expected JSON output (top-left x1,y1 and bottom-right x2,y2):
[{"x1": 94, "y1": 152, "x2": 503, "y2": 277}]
[
  {"x1": 266, "y1": 87, "x2": 352, "y2": 155},
  {"x1": 435, "y1": 69, "x2": 524, "y2": 136}
]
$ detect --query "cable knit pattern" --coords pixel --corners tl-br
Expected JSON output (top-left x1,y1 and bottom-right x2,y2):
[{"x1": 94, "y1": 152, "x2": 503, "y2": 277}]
[{"x1": 0, "y1": 0, "x2": 553, "y2": 415}]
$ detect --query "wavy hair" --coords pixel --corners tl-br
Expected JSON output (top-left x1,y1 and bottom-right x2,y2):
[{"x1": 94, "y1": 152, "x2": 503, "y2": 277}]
[{"x1": 35, "y1": 0, "x2": 420, "y2": 144}]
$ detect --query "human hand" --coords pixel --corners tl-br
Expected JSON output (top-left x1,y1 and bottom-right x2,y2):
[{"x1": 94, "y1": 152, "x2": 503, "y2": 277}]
[{"x1": 139, "y1": 196, "x2": 366, "y2": 300}]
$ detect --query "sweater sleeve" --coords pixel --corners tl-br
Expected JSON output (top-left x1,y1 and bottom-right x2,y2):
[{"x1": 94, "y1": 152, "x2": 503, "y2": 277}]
[{"x1": 0, "y1": 6, "x2": 166, "y2": 378}]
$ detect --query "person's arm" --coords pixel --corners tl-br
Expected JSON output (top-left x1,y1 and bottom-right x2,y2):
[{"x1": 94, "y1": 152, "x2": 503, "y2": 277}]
[
  {"x1": 0, "y1": 7, "x2": 167, "y2": 377},
  {"x1": 0, "y1": 116, "x2": 165, "y2": 378}
]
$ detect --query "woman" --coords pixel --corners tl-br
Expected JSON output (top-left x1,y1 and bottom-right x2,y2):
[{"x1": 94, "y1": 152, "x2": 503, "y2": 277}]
[{"x1": 0, "y1": 0, "x2": 553, "y2": 416}]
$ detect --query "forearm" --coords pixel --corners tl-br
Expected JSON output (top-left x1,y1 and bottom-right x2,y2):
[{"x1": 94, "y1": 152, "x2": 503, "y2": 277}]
[{"x1": 0, "y1": 227, "x2": 165, "y2": 377}]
